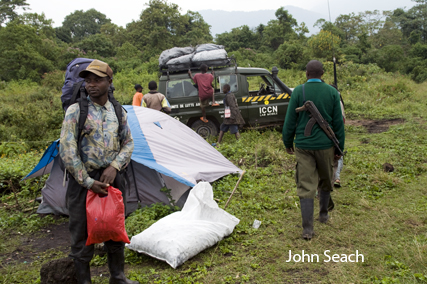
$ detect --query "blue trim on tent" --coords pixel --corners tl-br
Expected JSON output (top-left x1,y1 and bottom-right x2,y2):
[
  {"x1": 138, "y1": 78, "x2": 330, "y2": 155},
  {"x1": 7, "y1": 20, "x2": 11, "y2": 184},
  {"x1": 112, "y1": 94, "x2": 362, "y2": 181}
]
[
  {"x1": 125, "y1": 106, "x2": 195, "y2": 187},
  {"x1": 22, "y1": 139, "x2": 59, "y2": 180}
]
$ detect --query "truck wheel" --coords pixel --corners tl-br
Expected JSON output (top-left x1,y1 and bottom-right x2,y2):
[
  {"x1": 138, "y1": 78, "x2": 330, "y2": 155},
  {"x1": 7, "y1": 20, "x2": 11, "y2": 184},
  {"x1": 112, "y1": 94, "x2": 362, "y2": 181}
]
[{"x1": 191, "y1": 120, "x2": 219, "y2": 138}]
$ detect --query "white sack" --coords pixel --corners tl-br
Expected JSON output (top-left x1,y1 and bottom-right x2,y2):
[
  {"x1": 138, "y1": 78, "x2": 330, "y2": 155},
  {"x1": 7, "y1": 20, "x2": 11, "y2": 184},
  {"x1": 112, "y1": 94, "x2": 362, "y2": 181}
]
[
  {"x1": 126, "y1": 182, "x2": 240, "y2": 269},
  {"x1": 192, "y1": 49, "x2": 228, "y2": 62}
]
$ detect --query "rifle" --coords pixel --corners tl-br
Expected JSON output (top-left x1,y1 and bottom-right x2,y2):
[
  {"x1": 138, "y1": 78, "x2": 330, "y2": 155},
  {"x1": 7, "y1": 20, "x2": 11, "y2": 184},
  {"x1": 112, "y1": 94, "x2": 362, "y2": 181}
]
[{"x1": 295, "y1": 100, "x2": 344, "y2": 156}]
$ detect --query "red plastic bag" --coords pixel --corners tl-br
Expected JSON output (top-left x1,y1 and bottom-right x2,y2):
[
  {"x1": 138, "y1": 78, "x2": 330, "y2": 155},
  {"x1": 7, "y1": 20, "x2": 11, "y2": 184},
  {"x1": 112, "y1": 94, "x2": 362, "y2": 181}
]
[{"x1": 86, "y1": 186, "x2": 130, "y2": 246}]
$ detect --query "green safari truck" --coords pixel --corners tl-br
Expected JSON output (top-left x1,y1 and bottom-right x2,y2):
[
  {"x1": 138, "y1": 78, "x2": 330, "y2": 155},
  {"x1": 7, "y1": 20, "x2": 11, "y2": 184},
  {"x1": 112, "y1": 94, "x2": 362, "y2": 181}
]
[{"x1": 158, "y1": 66, "x2": 293, "y2": 137}]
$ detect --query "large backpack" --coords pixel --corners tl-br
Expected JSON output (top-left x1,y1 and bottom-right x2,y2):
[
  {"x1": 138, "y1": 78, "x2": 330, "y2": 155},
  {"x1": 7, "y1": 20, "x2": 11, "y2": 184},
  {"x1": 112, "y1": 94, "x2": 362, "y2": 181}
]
[{"x1": 60, "y1": 58, "x2": 124, "y2": 150}]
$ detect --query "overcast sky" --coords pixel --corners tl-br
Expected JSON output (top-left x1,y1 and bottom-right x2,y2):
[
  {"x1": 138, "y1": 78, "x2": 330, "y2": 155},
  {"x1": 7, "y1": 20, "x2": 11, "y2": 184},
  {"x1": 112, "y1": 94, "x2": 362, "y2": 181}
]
[{"x1": 24, "y1": 0, "x2": 416, "y2": 28}]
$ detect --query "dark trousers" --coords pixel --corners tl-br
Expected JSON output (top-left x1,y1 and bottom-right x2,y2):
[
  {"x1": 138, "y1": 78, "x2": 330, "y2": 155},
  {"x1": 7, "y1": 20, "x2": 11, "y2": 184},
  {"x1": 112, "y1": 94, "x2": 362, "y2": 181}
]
[
  {"x1": 67, "y1": 168, "x2": 127, "y2": 263},
  {"x1": 295, "y1": 147, "x2": 335, "y2": 199}
]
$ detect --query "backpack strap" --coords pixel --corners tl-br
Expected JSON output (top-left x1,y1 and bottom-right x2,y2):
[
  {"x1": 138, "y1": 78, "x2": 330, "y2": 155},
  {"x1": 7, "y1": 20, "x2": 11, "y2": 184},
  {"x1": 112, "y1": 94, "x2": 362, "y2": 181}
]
[
  {"x1": 108, "y1": 89, "x2": 125, "y2": 145},
  {"x1": 77, "y1": 86, "x2": 89, "y2": 152},
  {"x1": 302, "y1": 83, "x2": 306, "y2": 103}
]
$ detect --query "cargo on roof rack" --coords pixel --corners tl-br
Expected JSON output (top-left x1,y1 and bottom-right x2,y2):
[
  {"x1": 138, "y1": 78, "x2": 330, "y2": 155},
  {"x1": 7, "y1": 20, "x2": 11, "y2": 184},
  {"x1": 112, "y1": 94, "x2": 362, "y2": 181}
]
[
  {"x1": 159, "y1": 44, "x2": 237, "y2": 74},
  {"x1": 160, "y1": 57, "x2": 237, "y2": 74}
]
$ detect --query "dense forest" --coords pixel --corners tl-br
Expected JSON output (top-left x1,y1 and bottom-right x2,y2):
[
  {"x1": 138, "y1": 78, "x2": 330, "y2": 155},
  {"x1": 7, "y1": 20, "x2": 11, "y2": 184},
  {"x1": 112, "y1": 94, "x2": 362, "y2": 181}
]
[{"x1": 1, "y1": 0, "x2": 427, "y2": 83}]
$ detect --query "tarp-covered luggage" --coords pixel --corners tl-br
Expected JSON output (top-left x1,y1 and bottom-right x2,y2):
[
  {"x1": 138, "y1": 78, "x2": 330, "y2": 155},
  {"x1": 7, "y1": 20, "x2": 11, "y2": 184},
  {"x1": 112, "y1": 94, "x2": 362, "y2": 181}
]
[
  {"x1": 165, "y1": 53, "x2": 194, "y2": 71},
  {"x1": 159, "y1": 47, "x2": 194, "y2": 69},
  {"x1": 159, "y1": 44, "x2": 231, "y2": 72},
  {"x1": 192, "y1": 49, "x2": 229, "y2": 68}
]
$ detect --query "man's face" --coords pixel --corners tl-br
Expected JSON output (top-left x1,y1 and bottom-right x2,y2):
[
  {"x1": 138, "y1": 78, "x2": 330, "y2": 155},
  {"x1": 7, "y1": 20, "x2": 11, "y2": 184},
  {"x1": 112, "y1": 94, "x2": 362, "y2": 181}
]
[
  {"x1": 84, "y1": 73, "x2": 111, "y2": 99},
  {"x1": 222, "y1": 86, "x2": 230, "y2": 94}
]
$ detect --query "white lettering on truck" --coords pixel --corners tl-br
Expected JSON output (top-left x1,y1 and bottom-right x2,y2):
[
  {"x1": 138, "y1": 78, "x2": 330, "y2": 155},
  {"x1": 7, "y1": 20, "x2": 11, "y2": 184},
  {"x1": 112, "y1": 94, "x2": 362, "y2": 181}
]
[{"x1": 259, "y1": 106, "x2": 278, "y2": 117}]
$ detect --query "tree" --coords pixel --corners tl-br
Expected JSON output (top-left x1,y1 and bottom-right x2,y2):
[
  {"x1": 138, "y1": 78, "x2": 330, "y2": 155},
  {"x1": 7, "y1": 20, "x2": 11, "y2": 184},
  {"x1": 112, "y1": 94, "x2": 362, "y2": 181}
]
[
  {"x1": 334, "y1": 13, "x2": 363, "y2": 43},
  {"x1": 262, "y1": 8, "x2": 298, "y2": 50},
  {"x1": 370, "y1": 20, "x2": 403, "y2": 48},
  {"x1": 216, "y1": 25, "x2": 258, "y2": 51},
  {"x1": 100, "y1": 23, "x2": 126, "y2": 47},
  {"x1": 307, "y1": 30, "x2": 341, "y2": 59},
  {"x1": 180, "y1": 11, "x2": 212, "y2": 46},
  {"x1": 314, "y1": 19, "x2": 345, "y2": 42},
  {"x1": 125, "y1": 0, "x2": 187, "y2": 57},
  {"x1": 124, "y1": 0, "x2": 212, "y2": 60},
  {"x1": 15, "y1": 12, "x2": 55, "y2": 38},
  {"x1": 375, "y1": 45, "x2": 404, "y2": 72},
  {"x1": 60, "y1": 9, "x2": 111, "y2": 42},
  {"x1": 359, "y1": 10, "x2": 387, "y2": 36},
  {"x1": 274, "y1": 40, "x2": 308, "y2": 69},
  {"x1": 75, "y1": 33, "x2": 115, "y2": 57},
  {"x1": 0, "y1": 22, "x2": 56, "y2": 81},
  {"x1": 390, "y1": 1, "x2": 427, "y2": 44},
  {"x1": 0, "y1": 0, "x2": 28, "y2": 26}
]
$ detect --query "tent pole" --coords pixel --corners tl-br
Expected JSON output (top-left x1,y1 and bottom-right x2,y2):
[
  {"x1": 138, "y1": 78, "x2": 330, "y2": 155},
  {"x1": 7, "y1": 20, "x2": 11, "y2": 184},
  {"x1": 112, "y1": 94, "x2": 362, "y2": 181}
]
[
  {"x1": 224, "y1": 170, "x2": 246, "y2": 210},
  {"x1": 210, "y1": 170, "x2": 246, "y2": 265}
]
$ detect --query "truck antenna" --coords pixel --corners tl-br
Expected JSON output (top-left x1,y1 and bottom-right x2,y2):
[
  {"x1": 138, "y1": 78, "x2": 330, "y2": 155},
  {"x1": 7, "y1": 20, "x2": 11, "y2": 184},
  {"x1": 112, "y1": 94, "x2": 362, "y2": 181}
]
[{"x1": 327, "y1": 0, "x2": 338, "y2": 88}]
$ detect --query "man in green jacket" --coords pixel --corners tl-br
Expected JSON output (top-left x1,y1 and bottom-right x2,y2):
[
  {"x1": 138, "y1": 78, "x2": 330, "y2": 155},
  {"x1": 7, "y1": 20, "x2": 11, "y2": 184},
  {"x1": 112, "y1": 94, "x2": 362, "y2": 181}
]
[{"x1": 282, "y1": 60, "x2": 345, "y2": 240}]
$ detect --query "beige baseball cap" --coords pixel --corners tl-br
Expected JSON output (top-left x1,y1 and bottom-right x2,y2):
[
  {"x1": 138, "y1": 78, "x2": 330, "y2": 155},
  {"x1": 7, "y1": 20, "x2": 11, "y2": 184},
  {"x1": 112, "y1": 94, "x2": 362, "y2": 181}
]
[{"x1": 79, "y1": 59, "x2": 113, "y2": 78}]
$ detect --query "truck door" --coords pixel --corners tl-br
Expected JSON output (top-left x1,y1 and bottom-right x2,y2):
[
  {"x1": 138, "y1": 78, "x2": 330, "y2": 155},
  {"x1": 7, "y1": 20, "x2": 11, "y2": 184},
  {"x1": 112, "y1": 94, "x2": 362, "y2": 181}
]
[{"x1": 241, "y1": 74, "x2": 290, "y2": 127}]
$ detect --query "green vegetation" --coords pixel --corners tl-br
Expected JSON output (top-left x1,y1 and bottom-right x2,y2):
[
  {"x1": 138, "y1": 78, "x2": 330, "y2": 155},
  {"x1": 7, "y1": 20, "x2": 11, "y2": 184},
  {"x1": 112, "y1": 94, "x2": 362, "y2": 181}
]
[
  {"x1": 1, "y1": 0, "x2": 427, "y2": 283},
  {"x1": 1, "y1": 0, "x2": 427, "y2": 83},
  {"x1": 1, "y1": 68, "x2": 427, "y2": 282}
]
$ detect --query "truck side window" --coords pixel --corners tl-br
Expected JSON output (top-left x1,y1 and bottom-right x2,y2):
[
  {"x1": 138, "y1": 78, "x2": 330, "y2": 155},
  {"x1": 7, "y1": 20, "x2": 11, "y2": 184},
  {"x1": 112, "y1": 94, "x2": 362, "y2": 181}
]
[
  {"x1": 166, "y1": 79, "x2": 198, "y2": 98},
  {"x1": 219, "y1": 75, "x2": 238, "y2": 92}
]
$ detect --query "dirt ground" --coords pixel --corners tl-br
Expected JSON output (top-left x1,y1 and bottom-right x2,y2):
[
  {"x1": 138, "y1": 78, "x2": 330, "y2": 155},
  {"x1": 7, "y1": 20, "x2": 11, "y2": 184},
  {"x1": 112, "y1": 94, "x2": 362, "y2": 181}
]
[
  {"x1": 2, "y1": 221, "x2": 71, "y2": 265},
  {"x1": 346, "y1": 118, "x2": 405, "y2": 133}
]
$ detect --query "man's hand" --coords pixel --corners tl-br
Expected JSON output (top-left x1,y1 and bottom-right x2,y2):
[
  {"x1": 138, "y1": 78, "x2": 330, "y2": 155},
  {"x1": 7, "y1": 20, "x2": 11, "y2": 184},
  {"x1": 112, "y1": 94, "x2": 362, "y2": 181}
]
[
  {"x1": 100, "y1": 165, "x2": 117, "y2": 185},
  {"x1": 334, "y1": 154, "x2": 342, "y2": 161},
  {"x1": 91, "y1": 180, "x2": 109, "y2": 196},
  {"x1": 286, "y1": 147, "x2": 295, "y2": 155}
]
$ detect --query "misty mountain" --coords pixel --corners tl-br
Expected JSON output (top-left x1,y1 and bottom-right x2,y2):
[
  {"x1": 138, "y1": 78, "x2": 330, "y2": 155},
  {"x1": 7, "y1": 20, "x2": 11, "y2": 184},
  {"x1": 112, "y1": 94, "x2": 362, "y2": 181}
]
[{"x1": 198, "y1": 6, "x2": 328, "y2": 38}]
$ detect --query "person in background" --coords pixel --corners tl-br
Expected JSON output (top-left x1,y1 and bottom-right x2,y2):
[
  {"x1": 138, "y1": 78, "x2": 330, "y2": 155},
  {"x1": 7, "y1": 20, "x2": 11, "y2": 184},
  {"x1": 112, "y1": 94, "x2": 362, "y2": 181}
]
[
  {"x1": 132, "y1": 84, "x2": 144, "y2": 106},
  {"x1": 188, "y1": 64, "x2": 219, "y2": 123},
  {"x1": 282, "y1": 60, "x2": 345, "y2": 240},
  {"x1": 331, "y1": 84, "x2": 346, "y2": 188},
  {"x1": 217, "y1": 84, "x2": 245, "y2": 144},
  {"x1": 142, "y1": 81, "x2": 171, "y2": 113}
]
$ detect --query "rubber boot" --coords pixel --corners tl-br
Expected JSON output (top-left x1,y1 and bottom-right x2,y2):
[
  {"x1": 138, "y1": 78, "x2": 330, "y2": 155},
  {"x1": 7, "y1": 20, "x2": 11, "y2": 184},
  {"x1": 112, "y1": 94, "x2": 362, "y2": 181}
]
[
  {"x1": 328, "y1": 195, "x2": 335, "y2": 211},
  {"x1": 73, "y1": 259, "x2": 92, "y2": 284},
  {"x1": 319, "y1": 190, "x2": 330, "y2": 223},
  {"x1": 300, "y1": 198, "x2": 314, "y2": 240},
  {"x1": 108, "y1": 252, "x2": 139, "y2": 284}
]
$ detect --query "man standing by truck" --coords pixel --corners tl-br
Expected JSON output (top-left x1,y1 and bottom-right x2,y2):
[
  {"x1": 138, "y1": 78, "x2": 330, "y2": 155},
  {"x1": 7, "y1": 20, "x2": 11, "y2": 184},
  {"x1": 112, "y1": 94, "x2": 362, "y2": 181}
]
[
  {"x1": 282, "y1": 60, "x2": 345, "y2": 240},
  {"x1": 142, "y1": 81, "x2": 171, "y2": 113},
  {"x1": 188, "y1": 64, "x2": 219, "y2": 123}
]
